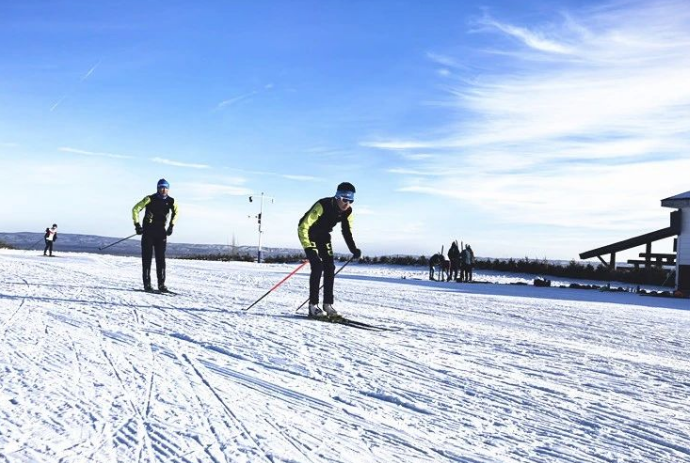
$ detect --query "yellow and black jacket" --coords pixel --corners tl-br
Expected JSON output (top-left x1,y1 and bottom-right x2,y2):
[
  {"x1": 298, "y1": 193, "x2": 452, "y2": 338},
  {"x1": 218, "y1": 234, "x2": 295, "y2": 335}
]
[
  {"x1": 132, "y1": 194, "x2": 178, "y2": 233},
  {"x1": 298, "y1": 197, "x2": 357, "y2": 252}
]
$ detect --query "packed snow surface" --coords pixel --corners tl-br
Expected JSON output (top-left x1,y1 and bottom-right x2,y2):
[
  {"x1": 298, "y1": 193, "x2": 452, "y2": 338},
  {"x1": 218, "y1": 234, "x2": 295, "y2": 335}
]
[{"x1": 1, "y1": 250, "x2": 689, "y2": 463}]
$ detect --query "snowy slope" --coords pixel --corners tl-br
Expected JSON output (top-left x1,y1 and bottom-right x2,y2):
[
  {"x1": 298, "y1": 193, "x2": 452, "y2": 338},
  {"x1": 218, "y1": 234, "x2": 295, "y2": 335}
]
[{"x1": 1, "y1": 250, "x2": 689, "y2": 463}]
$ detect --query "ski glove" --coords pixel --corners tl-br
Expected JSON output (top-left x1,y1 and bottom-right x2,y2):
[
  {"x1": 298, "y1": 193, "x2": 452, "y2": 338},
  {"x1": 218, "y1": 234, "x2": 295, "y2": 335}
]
[
  {"x1": 134, "y1": 223, "x2": 143, "y2": 235},
  {"x1": 166, "y1": 224, "x2": 174, "y2": 236},
  {"x1": 304, "y1": 247, "x2": 319, "y2": 261},
  {"x1": 352, "y1": 248, "x2": 362, "y2": 259}
]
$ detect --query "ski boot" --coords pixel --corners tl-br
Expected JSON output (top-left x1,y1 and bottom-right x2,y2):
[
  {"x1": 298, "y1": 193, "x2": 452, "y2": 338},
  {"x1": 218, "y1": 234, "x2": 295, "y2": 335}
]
[
  {"x1": 308, "y1": 304, "x2": 325, "y2": 318},
  {"x1": 323, "y1": 304, "x2": 338, "y2": 317}
]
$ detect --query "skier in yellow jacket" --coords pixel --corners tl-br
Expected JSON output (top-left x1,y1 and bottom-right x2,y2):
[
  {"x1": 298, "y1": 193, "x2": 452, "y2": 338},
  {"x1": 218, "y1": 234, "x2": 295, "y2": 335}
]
[
  {"x1": 132, "y1": 179, "x2": 178, "y2": 292},
  {"x1": 298, "y1": 182, "x2": 361, "y2": 318}
]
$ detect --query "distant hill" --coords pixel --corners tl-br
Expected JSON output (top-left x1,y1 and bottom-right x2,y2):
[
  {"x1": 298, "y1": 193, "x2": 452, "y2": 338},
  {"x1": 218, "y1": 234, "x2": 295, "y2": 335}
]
[{"x1": 0, "y1": 232, "x2": 298, "y2": 259}]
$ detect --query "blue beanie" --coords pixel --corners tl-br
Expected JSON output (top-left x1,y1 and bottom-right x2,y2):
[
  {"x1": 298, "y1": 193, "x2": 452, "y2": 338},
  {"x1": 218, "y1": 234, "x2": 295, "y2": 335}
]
[
  {"x1": 157, "y1": 178, "x2": 170, "y2": 189},
  {"x1": 335, "y1": 190, "x2": 355, "y2": 202}
]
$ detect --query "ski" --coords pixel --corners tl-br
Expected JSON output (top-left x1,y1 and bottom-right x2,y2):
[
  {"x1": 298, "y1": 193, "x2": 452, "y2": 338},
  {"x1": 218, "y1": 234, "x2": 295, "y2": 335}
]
[
  {"x1": 132, "y1": 288, "x2": 179, "y2": 296},
  {"x1": 307, "y1": 315, "x2": 399, "y2": 332}
]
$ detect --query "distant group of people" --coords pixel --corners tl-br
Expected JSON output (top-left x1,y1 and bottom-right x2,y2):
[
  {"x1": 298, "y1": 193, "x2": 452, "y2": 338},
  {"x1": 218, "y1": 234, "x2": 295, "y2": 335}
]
[{"x1": 429, "y1": 241, "x2": 475, "y2": 282}]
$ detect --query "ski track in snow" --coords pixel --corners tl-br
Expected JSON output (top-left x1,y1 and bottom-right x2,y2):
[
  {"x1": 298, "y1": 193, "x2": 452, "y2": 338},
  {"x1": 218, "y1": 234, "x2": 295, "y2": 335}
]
[{"x1": 1, "y1": 250, "x2": 689, "y2": 463}]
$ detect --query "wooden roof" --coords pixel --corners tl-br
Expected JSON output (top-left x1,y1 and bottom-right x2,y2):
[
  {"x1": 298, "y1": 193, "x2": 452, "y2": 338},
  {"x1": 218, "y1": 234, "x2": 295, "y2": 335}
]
[{"x1": 661, "y1": 190, "x2": 690, "y2": 208}]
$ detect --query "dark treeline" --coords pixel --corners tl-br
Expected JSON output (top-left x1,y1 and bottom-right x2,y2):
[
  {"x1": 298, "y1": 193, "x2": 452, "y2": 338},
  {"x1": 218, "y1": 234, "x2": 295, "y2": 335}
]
[
  {"x1": 472, "y1": 257, "x2": 672, "y2": 287},
  {"x1": 175, "y1": 253, "x2": 674, "y2": 287},
  {"x1": 0, "y1": 236, "x2": 673, "y2": 287}
]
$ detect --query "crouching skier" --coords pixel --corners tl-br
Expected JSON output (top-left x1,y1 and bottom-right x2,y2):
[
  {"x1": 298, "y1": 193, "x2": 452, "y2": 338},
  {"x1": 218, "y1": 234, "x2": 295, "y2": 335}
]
[
  {"x1": 297, "y1": 182, "x2": 362, "y2": 318},
  {"x1": 132, "y1": 178, "x2": 178, "y2": 292}
]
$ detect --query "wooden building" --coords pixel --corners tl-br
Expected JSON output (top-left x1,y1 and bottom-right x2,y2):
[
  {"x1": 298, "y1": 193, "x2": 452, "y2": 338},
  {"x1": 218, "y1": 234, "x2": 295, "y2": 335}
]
[{"x1": 661, "y1": 190, "x2": 690, "y2": 293}]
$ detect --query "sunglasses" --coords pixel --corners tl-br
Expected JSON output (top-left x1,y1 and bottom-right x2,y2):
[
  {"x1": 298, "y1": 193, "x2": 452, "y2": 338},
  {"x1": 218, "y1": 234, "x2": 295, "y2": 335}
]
[{"x1": 337, "y1": 196, "x2": 354, "y2": 204}]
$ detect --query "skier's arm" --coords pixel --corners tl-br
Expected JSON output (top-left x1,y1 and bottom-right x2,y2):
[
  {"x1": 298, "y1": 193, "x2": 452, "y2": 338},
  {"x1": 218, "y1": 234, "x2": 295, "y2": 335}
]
[
  {"x1": 297, "y1": 202, "x2": 323, "y2": 248},
  {"x1": 342, "y1": 213, "x2": 358, "y2": 254},
  {"x1": 171, "y1": 200, "x2": 179, "y2": 226},
  {"x1": 131, "y1": 196, "x2": 151, "y2": 223}
]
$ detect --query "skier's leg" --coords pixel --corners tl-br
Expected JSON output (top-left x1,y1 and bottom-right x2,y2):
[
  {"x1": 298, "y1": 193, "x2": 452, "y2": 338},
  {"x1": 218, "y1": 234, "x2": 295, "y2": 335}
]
[
  {"x1": 320, "y1": 242, "x2": 335, "y2": 304},
  {"x1": 307, "y1": 249, "x2": 323, "y2": 305},
  {"x1": 141, "y1": 234, "x2": 154, "y2": 289},
  {"x1": 154, "y1": 236, "x2": 167, "y2": 289}
]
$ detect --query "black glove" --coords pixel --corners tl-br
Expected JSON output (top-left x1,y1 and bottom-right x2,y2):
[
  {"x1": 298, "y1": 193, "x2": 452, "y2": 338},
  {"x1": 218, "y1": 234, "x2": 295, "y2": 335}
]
[
  {"x1": 304, "y1": 247, "x2": 319, "y2": 261},
  {"x1": 134, "y1": 223, "x2": 143, "y2": 235},
  {"x1": 352, "y1": 248, "x2": 362, "y2": 259},
  {"x1": 167, "y1": 224, "x2": 174, "y2": 236}
]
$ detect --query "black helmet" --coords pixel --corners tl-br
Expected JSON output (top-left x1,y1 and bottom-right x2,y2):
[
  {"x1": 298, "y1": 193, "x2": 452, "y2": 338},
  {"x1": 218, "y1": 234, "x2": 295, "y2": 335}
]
[{"x1": 336, "y1": 182, "x2": 355, "y2": 193}]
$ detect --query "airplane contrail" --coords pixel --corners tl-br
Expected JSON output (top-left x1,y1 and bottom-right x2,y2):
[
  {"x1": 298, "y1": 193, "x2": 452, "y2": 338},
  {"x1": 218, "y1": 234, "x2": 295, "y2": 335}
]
[
  {"x1": 50, "y1": 59, "x2": 102, "y2": 111},
  {"x1": 81, "y1": 60, "x2": 101, "y2": 81}
]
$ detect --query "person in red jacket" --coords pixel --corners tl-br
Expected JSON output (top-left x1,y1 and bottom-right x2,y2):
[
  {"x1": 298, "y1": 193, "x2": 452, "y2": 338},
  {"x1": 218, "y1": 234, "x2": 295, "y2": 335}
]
[
  {"x1": 297, "y1": 182, "x2": 361, "y2": 318},
  {"x1": 132, "y1": 179, "x2": 179, "y2": 292}
]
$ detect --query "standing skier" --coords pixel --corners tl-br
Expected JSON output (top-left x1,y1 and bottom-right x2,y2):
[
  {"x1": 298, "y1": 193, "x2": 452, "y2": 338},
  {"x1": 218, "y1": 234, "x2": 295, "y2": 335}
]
[
  {"x1": 448, "y1": 240, "x2": 461, "y2": 282},
  {"x1": 43, "y1": 224, "x2": 58, "y2": 256},
  {"x1": 298, "y1": 182, "x2": 361, "y2": 318},
  {"x1": 132, "y1": 178, "x2": 178, "y2": 292}
]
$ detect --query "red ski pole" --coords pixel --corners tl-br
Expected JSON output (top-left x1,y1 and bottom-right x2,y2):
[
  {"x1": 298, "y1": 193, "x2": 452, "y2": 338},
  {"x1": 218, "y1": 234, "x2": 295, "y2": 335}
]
[{"x1": 243, "y1": 260, "x2": 308, "y2": 311}]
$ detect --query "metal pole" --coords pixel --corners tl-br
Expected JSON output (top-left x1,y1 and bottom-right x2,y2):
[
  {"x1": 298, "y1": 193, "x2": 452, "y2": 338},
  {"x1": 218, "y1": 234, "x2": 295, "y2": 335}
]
[
  {"x1": 258, "y1": 193, "x2": 264, "y2": 263},
  {"x1": 243, "y1": 260, "x2": 308, "y2": 311},
  {"x1": 249, "y1": 192, "x2": 273, "y2": 263},
  {"x1": 98, "y1": 234, "x2": 137, "y2": 251},
  {"x1": 30, "y1": 237, "x2": 44, "y2": 250}
]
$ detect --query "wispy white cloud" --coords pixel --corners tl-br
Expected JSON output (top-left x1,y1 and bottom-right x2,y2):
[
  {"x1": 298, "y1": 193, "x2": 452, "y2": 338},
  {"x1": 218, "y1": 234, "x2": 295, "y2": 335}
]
[
  {"x1": 216, "y1": 91, "x2": 258, "y2": 109},
  {"x1": 183, "y1": 182, "x2": 252, "y2": 201},
  {"x1": 59, "y1": 147, "x2": 131, "y2": 159},
  {"x1": 360, "y1": 140, "x2": 429, "y2": 150},
  {"x1": 150, "y1": 157, "x2": 210, "y2": 169},
  {"x1": 353, "y1": 205, "x2": 375, "y2": 216},
  {"x1": 480, "y1": 19, "x2": 574, "y2": 54},
  {"x1": 367, "y1": 0, "x2": 690, "y2": 233},
  {"x1": 216, "y1": 83, "x2": 274, "y2": 110},
  {"x1": 426, "y1": 52, "x2": 462, "y2": 68},
  {"x1": 282, "y1": 174, "x2": 320, "y2": 181}
]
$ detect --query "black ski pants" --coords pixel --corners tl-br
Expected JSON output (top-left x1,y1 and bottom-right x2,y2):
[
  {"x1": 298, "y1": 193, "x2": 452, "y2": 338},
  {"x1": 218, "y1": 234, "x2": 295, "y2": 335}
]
[
  {"x1": 44, "y1": 239, "x2": 54, "y2": 256},
  {"x1": 307, "y1": 241, "x2": 335, "y2": 305},
  {"x1": 449, "y1": 259, "x2": 460, "y2": 281},
  {"x1": 141, "y1": 231, "x2": 167, "y2": 288}
]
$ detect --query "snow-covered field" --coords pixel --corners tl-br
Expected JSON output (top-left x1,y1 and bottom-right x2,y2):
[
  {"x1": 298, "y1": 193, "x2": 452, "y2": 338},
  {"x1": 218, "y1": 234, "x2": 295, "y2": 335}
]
[{"x1": 1, "y1": 250, "x2": 689, "y2": 463}]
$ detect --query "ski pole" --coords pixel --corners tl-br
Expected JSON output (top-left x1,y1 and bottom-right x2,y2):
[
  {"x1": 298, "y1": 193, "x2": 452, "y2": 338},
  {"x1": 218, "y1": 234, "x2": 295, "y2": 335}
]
[
  {"x1": 295, "y1": 256, "x2": 355, "y2": 312},
  {"x1": 30, "y1": 237, "x2": 44, "y2": 250},
  {"x1": 98, "y1": 234, "x2": 137, "y2": 251},
  {"x1": 243, "y1": 260, "x2": 309, "y2": 311}
]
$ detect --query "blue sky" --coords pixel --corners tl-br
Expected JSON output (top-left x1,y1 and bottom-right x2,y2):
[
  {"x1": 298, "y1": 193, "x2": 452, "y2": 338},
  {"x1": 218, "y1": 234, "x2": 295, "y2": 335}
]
[{"x1": 2, "y1": 0, "x2": 689, "y2": 260}]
